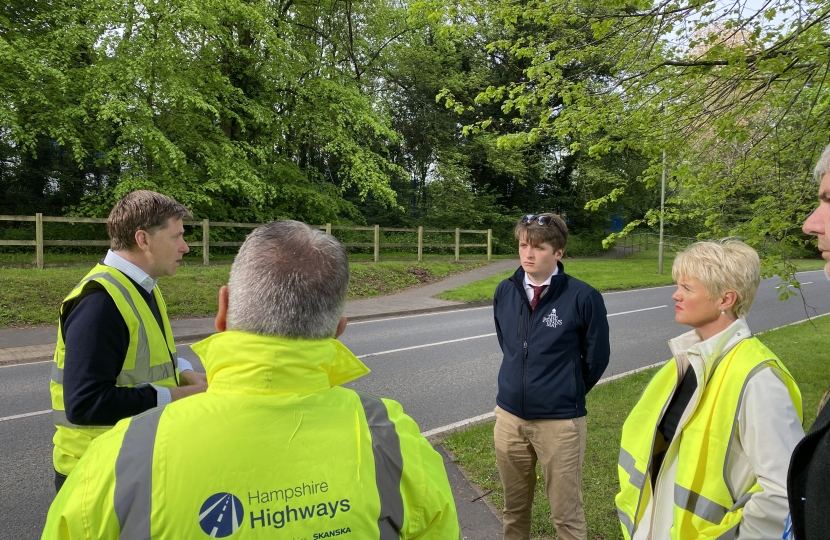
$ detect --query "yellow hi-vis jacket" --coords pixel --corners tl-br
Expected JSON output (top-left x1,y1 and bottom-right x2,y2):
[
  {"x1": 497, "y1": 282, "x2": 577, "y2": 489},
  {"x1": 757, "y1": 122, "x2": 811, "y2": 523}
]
[
  {"x1": 42, "y1": 331, "x2": 462, "y2": 540},
  {"x1": 616, "y1": 336, "x2": 802, "y2": 540},
  {"x1": 50, "y1": 264, "x2": 179, "y2": 476}
]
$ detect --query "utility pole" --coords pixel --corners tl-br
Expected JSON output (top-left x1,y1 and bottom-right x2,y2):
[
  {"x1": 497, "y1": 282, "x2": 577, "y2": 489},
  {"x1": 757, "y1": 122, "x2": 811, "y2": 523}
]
[
  {"x1": 658, "y1": 146, "x2": 666, "y2": 274},
  {"x1": 658, "y1": 102, "x2": 667, "y2": 274}
]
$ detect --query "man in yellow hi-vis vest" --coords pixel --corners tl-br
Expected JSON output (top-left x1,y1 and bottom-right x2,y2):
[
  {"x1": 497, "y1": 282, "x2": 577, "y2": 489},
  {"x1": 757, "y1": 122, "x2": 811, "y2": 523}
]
[
  {"x1": 42, "y1": 219, "x2": 461, "y2": 540},
  {"x1": 50, "y1": 191, "x2": 207, "y2": 492}
]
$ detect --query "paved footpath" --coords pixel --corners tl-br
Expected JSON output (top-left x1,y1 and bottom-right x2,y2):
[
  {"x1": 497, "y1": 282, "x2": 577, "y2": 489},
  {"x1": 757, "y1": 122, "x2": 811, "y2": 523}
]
[{"x1": 0, "y1": 258, "x2": 519, "y2": 539}]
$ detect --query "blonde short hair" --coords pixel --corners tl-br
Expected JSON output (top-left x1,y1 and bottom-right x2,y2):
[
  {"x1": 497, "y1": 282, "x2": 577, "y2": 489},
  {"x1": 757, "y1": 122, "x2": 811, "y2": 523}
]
[{"x1": 672, "y1": 239, "x2": 760, "y2": 318}]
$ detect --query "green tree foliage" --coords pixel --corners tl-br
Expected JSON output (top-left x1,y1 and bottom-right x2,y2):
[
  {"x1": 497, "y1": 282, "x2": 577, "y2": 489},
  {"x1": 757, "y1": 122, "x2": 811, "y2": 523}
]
[
  {"x1": 429, "y1": 0, "x2": 830, "y2": 268},
  {"x1": 5, "y1": 0, "x2": 825, "y2": 268},
  {"x1": 0, "y1": 0, "x2": 404, "y2": 223}
]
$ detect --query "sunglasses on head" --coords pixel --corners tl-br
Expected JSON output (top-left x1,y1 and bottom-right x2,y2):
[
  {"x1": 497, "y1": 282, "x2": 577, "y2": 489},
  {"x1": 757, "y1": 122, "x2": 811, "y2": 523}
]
[{"x1": 521, "y1": 214, "x2": 566, "y2": 238}]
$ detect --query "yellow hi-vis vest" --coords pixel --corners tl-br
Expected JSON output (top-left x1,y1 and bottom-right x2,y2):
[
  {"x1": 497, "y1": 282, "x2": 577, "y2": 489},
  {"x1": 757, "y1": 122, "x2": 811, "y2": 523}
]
[
  {"x1": 50, "y1": 264, "x2": 179, "y2": 476},
  {"x1": 42, "y1": 331, "x2": 462, "y2": 540},
  {"x1": 616, "y1": 337, "x2": 802, "y2": 540}
]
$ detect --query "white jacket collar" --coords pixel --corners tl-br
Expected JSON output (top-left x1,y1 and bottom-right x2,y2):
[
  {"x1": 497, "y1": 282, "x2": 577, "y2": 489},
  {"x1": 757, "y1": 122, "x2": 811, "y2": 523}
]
[{"x1": 668, "y1": 318, "x2": 751, "y2": 385}]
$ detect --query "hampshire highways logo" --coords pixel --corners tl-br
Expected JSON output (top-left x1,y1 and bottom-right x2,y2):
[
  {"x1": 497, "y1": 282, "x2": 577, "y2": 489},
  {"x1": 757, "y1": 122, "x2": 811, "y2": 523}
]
[{"x1": 199, "y1": 493, "x2": 244, "y2": 538}]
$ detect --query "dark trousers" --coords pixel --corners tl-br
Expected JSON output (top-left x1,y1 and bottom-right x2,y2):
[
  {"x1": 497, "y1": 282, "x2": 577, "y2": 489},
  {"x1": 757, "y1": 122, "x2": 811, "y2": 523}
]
[{"x1": 54, "y1": 470, "x2": 67, "y2": 493}]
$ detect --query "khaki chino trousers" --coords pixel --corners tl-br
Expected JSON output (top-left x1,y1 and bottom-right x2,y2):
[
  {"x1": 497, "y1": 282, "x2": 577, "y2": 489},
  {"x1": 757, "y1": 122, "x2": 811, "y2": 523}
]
[{"x1": 494, "y1": 406, "x2": 587, "y2": 540}]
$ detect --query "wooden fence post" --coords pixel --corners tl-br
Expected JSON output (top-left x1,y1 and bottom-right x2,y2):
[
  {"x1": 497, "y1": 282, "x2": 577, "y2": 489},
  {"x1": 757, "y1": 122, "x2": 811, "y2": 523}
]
[
  {"x1": 487, "y1": 229, "x2": 492, "y2": 261},
  {"x1": 374, "y1": 224, "x2": 379, "y2": 262},
  {"x1": 455, "y1": 228, "x2": 460, "y2": 262},
  {"x1": 417, "y1": 226, "x2": 423, "y2": 262},
  {"x1": 36, "y1": 212, "x2": 44, "y2": 269},
  {"x1": 325, "y1": 223, "x2": 331, "y2": 235},
  {"x1": 202, "y1": 219, "x2": 210, "y2": 266}
]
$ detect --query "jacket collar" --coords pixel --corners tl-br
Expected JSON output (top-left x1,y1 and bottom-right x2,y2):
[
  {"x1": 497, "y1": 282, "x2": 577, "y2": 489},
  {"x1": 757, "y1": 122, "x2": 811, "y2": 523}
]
[
  {"x1": 191, "y1": 331, "x2": 370, "y2": 396},
  {"x1": 668, "y1": 318, "x2": 751, "y2": 385},
  {"x1": 510, "y1": 261, "x2": 567, "y2": 302}
]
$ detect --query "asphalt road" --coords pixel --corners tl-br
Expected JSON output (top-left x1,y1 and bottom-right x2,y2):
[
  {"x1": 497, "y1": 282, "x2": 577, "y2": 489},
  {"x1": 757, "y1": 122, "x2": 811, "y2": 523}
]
[{"x1": 2, "y1": 270, "x2": 830, "y2": 538}]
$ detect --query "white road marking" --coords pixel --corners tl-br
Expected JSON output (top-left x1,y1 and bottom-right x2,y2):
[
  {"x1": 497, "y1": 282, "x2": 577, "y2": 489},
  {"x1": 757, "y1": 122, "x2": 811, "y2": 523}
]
[
  {"x1": 421, "y1": 412, "x2": 497, "y2": 438},
  {"x1": 7, "y1": 306, "x2": 668, "y2": 368},
  {"x1": 421, "y1": 311, "x2": 830, "y2": 439},
  {"x1": 0, "y1": 409, "x2": 50, "y2": 422},
  {"x1": 356, "y1": 306, "x2": 666, "y2": 358},
  {"x1": 607, "y1": 305, "x2": 666, "y2": 317},
  {"x1": 420, "y1": 360, "x2": 669, "y2": 438},
  {"x1": 0, "y1": 359, "x2": 51, "y2": 369},
  {"x1": 602, "y1": 284, "x2": 675, "y2": 295},
  {"x1": 357, "y1": 334, "x2": 497, "y2": 359},
  {"x1": 347, "y1": 305, "x2": 492, "y2": 325},
  {"x1": 4, "y1": 310, "x2": 829, "y2": 424}
]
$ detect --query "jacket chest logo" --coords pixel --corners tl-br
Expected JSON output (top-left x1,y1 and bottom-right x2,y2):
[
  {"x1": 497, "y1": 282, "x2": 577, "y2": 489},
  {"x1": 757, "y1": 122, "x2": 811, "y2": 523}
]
[{"x1": 542, "y1": 308, "x2": 563, "y2": 328}]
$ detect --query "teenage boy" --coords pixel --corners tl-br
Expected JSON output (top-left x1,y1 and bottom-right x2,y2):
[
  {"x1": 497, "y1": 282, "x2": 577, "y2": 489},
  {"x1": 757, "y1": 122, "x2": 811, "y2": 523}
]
[{"x1": 493, "y1": 213, "x2": 610, "y2": 540}]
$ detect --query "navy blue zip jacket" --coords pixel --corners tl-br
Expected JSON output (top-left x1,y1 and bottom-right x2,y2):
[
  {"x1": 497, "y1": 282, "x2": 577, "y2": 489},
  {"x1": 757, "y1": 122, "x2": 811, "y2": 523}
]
[{"x1": 494, "y1": 262, "x2": 610, "y2": 419}]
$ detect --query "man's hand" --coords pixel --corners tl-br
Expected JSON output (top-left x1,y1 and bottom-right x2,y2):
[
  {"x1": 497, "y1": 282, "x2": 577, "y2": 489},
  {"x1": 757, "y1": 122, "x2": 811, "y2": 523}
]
[
  {"x1": 179, "y1": 369, "x2": 207, "y2": 386},
  {"x1": 169, "y1": 383, "x2": 207, "y2": 402}
]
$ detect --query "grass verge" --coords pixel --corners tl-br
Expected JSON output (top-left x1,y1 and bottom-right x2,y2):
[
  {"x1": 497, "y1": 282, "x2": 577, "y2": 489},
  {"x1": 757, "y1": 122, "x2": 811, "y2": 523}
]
[
  {"x1": 0, "y1": 260, "x2": 487, "y2": 328},
  {"x1": 437, "y1": 258, "x2": 826, "y2": 302},
  {"x1": 443, "y1": 315, "x2": 830, "y2": 540}
]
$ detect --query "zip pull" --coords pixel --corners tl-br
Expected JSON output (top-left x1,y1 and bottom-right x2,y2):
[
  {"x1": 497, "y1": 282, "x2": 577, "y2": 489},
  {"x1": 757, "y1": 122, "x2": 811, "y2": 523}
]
[{"x1": 524, "y1": 341, "x2": 527, "y2": 349}]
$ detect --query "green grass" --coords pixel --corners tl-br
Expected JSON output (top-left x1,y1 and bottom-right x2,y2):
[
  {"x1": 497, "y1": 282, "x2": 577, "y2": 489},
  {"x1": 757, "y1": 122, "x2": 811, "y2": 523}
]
[
  {"x1": 0, "y1": 260, "x2": 487, "y2": 328},
  {"x1": 443, "y1": 315, "x2": 830, "y2": 540},
  {"x1": 437, "y1": 257, "x2": 827, "y2": 302}
]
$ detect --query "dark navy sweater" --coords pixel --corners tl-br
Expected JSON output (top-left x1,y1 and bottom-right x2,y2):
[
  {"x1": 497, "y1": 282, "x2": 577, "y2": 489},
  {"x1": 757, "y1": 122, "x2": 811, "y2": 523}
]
[
  {"x1": 493, "y1": 263, "x2": 610, "y2": 419},
  {"x1": 788, "y1": 400, "x2": 830, "y2": 539},
  {"x1": 60, "y1": 271, "x2": 173, "y2": 425}
]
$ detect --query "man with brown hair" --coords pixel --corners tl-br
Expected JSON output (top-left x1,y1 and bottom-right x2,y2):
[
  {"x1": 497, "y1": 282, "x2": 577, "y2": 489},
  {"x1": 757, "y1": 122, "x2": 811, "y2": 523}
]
[
  {"x1": 493, "y1": 213, "x2": 610, "y2": 540},
  {"x1": 49, "y1": 190, "x2": 207, "y2": 492}
]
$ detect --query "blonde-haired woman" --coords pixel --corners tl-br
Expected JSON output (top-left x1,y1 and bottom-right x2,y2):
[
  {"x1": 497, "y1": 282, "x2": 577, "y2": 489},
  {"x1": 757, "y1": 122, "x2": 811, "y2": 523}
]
[{"x1": 616, "y1": 240, "x2": 804, "y2": 539}]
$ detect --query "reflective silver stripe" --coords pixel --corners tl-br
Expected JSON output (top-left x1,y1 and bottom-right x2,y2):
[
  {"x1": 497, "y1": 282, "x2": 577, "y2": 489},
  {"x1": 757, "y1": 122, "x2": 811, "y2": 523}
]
[
  {"x1": 674, "y1": 484, "x2": 729, "y2": 524},
  {"x1": 114, "y1": 407, "x2": 164, "y2": 540},
  {"x1": 51, "y1": 364, "x2": 63, "y2": 384},
  {"x1": 357, "y1": 392, "x2": 404, "y2": 539},
  {"x1": 116, "y1": 363, "x2": 175, "y2": 386},
  {"x1": 52, "y1": 359, "x2": 172, "y2": 388},
  {"x1": 730, "y1": 491, "x2": 753, "y2": 511},
  {"x1": 92, "y1": 273, "x2": 152, "y2": 375},
  {"x1": 619, "y1": 447, "x2": 646, "y2": 489},
  {"x1": 617, "y1": 507, "x2": 635, "y2": 537},
  {"x1": 52, "y1": 409, "x2": 113, "y2": 430},
  {"x1": 80, "y1": 272, "x2": 168, "y2": 386},
  {"x1": 53, "y1": 409, "x2": 78, "y2": 428}
]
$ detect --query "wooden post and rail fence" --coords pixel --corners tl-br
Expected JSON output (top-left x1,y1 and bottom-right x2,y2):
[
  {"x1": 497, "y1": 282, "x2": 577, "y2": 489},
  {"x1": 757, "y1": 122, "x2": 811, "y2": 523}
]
[{"x1": 0, "y1": 214, "x2": 493, "y2": 269}]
